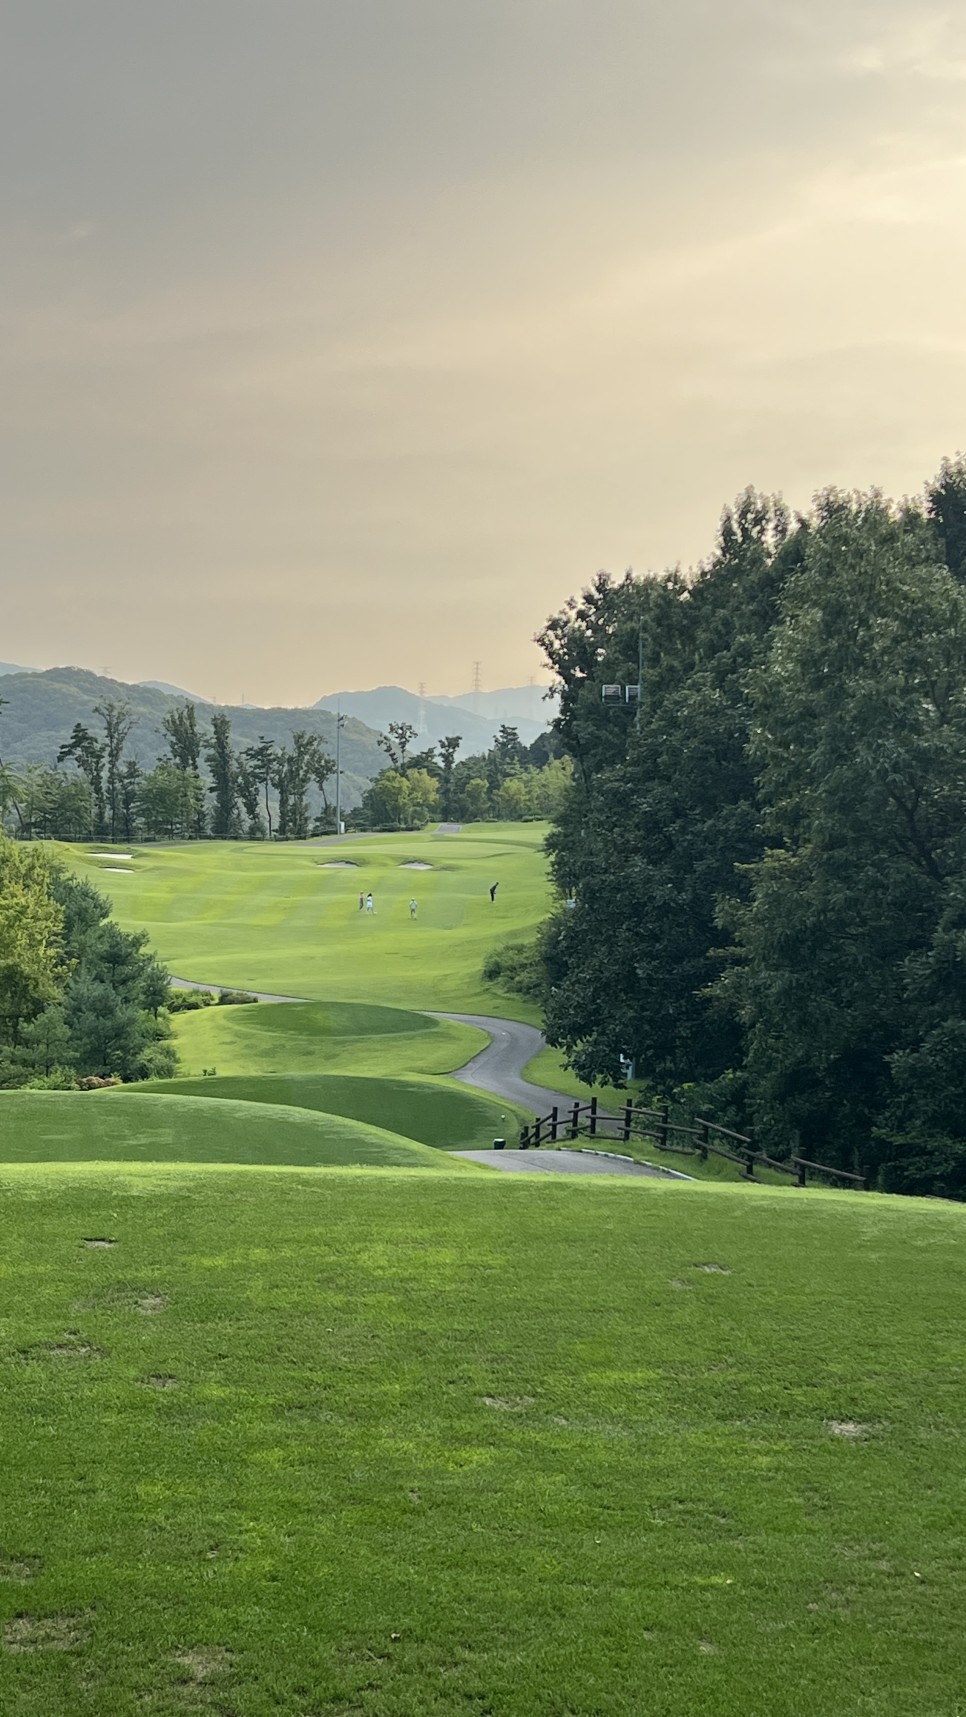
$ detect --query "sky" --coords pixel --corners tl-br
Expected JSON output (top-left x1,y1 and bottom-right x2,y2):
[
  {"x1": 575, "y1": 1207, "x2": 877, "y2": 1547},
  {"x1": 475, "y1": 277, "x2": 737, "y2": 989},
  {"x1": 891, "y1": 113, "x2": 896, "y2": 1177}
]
[{"x1": 2, "y1": 0, "x2": 965, "y2": 706}]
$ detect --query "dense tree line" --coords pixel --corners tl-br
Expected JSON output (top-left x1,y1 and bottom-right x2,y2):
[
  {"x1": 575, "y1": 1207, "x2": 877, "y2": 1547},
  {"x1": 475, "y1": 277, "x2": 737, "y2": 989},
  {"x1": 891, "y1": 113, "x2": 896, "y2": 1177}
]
[
  {"x1": 351, "y1": 721, "x2": 572, "y2": 830},
  {"x1": 0, "y1": 699, "x2": 337, "y2": 843},
  {"x1": 0, "y1": 833, "x2": 175, "y2": 1088},
  {"x1": 525, "y1": 458, "x2": 966, "y2": 1199}
]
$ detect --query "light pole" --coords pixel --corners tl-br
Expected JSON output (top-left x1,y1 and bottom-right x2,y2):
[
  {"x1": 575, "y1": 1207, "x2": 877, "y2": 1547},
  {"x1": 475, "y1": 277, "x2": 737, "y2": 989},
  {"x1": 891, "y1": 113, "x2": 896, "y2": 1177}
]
[{"x1": 334, "y1": 707, "x2": 345, "y2": 835}]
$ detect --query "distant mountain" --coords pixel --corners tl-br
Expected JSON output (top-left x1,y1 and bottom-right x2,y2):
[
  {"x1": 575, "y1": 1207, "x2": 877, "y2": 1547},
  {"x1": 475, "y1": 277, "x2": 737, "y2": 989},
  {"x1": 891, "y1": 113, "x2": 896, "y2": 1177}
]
[
  {"x1": 0, "y1": 668, "x2": 385, "y2": 809},
  {"x1": 0, "y1": 661, "x2": 34, "y2": 677},
  {"x1": 313, "y1": 684, "x2": 555, "y2": 753},
  {"x1": 137, "y1": 679, "x2": 213, "y2": 703},
  {"x1": 431, "y1": 685, "x2": 558, "y2": 730}
]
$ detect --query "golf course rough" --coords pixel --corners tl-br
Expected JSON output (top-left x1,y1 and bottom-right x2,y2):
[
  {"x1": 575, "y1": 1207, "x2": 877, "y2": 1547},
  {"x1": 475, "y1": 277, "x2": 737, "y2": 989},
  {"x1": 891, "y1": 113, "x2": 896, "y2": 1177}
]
[{"x1": 0, "y1": 1170, "x2": 964, "y2": 1716}]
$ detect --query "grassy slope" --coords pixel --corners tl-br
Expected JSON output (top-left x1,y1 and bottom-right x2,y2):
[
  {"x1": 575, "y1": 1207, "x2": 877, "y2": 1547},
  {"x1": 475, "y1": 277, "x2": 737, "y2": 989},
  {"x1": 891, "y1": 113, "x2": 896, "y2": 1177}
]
[
  {"x1": 124, "y1": 1074, "x2": 527, "y2": 1150},
  {"x1": 0, "y1": 1091, "x2": 473, "y2": 1171},
  {"x1": 62, "y1": 824, "x2": 550, "y2": 1019},
  {"x1": 0, "y1": 1168, "x2": 963, "y2": 1717},
  {"x1": 171, "y1": 999, "x2": 486, "y2": 1078}
]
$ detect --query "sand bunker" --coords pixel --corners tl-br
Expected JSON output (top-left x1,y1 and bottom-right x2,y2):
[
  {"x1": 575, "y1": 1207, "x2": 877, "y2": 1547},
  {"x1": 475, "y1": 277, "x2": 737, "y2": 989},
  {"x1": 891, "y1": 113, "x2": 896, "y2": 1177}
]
[
  {"x1": 89, "y1": 852, "x2": 133, "y2": 860},
  {"x1": 401, "y1": 861, "x2": 433, "y2": 870},
  {"x1": 318, "y1": 861, "x2": 358, "y2": 868},
  {"x1": 102, "y1": 866, "x2": 133, "y2": 873}
]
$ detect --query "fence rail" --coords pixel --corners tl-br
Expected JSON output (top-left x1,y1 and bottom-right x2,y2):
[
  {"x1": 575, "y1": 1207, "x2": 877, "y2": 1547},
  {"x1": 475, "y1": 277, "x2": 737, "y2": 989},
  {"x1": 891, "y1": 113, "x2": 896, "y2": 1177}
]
[{"x1": 518, "y1": 1098, "x2": 868, "y2": 1190}]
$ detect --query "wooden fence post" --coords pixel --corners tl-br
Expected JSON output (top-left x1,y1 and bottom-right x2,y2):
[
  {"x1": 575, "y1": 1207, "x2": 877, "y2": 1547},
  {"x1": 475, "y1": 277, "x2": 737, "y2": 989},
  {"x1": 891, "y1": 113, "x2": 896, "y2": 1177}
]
[
  {"x1": 550, "y1": 1106, "x2": 559, "y2": 1144},
  {"x1": 622, "y1": 1100, "x2": 633, "y2": 1143},
  {"x1": 520, "y1": 1125, "x2": 530, "y2": 1150},
  {"x1": 698, "y1": 1121, "x2": 709, "y2": 1162},
  {"x1": 570, "y1": 1102, "x2": 580, "y2": 1140},
  {"x1": 796, "y1": 1159, "x2": 807, "y2": 1187},
  {"x1": 744, "y1": 1149, "x2": 756, "y2": 1179},
  {"x1": 589, "y1": 1097, "x2": 598, "y2": 1138},
  {"x1": 533, "y1": 1116, "x2": 542, "y2": 1148},
  {"x1": 659, "y1": 1104, "x2": 669, "y2": 1150}
]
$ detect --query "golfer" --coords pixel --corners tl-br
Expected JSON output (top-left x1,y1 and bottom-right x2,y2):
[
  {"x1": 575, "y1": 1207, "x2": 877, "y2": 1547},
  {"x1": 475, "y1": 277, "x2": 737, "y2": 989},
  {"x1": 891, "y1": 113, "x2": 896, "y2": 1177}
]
[
  {"x1": 410, "y1": 898, "x2": 418, "y2": 918},
  {"x1": 366, "y1": 892, "x2": 375, "y2": 914}
]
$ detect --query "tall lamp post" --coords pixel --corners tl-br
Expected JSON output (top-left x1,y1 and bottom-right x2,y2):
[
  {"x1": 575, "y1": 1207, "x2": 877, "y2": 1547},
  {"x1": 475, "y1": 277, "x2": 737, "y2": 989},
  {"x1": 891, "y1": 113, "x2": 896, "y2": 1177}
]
[{"x1": 335, "y1": 707, "x2": 345, "y2": 836}]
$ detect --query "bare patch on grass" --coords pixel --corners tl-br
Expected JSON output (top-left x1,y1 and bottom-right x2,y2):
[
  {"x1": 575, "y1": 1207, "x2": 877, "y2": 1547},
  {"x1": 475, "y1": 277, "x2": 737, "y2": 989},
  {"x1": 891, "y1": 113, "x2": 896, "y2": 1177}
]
[
  {"x1": 481, "y1": 1395, "x2": 534, "y2": 1412},
  {"x1": 691, "y1": 1262, "x2": 732, "y2": 1274},
  {"x1": 172, "y1": 1645, "x2": 233, "y2": 1682},
  {"x1": 698, "y1": 1640, "x2": 719, "y2": 1654},
  {"x1": 136, "y1": 1294, "x2": 168, "y2": 1315},
  {"x1": 3, "y1": 1612, "x2": 89, "y2": 1652},
  {"x1": 826, "y1": 1419, "x2": 871, "y2": 1440},
  {"x1": 142, "y1": 1374, "x2": 180, "y2": 1390},
  {"x1": 669, "y1": 1278, "x2": 692, "y2": 1290},
  {"x1": 24, "y1": 1331, "x2": 105, "y2": 1362},
  {"x1": 0, "y1": 1554, "x2": 41, "y2": 1582},
  {"x1": 83, "y1": 1237, "x2": 117, "y2": 1249}
]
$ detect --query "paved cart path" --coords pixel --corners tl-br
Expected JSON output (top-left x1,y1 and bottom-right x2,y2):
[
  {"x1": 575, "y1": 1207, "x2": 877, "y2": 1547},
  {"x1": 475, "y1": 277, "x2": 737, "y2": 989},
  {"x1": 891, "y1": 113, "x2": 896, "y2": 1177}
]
[
  {"x1": 454, "y1": 1148, "x2": 675, "y2": 1178},
  {"x1": 429, "y1": 1011, "x2": 574, "y2": 1115}
]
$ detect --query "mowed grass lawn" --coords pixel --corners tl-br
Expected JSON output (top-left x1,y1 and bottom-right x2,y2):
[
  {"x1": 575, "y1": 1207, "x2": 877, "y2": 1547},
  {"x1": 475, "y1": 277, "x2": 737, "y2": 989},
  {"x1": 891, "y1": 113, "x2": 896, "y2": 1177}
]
[
  {"x1": 0, "y1": 1091, "x2": 473, "y2": 1171},
  {"x1": 127, "y1": 1074, "x2": 525, "y2": 1151},
  {"x1": 170, "y1": 999, "x2": 487, "y2": 1081},
  {"x1": 62, "y1": 826, "x2": 550, "y2": 1018},
  {"x1": 1, "y1": 1169, "x2": 964, "y2": 1717}
]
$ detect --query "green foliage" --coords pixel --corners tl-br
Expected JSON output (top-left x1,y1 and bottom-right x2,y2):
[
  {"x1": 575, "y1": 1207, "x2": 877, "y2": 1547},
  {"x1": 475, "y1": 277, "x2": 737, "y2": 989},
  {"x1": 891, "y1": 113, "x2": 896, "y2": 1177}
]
[
  {"x1": 536, "y1": 465, "x2": 966, "y2": 1198},
  {"x1": 482, "y1": 937, "x2": 546, "y2": 1001},
  {"x1": 0, "y1": 834, "x2": 175, "y2": 1088}
]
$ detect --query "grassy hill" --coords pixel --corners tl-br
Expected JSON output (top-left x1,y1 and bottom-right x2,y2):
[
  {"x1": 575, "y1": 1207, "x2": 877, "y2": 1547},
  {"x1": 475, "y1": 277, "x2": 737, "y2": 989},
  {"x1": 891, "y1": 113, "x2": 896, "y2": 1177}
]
[
  {"x1": 0, "y1": 667, "x2": 383, "y2": 806},
  {"x1": 0, "y1": 1166, "x2": 962, "y2": 1715},
  {"x1": 126, "y1": 1073, "x2": 524, "y2": 1149},
  {"x1": 0, "y1": 1090, "x2": 470, "y2": 1171},
  {"x1": 64, "y1": 824, "x2": 550, "y2": 1018}
]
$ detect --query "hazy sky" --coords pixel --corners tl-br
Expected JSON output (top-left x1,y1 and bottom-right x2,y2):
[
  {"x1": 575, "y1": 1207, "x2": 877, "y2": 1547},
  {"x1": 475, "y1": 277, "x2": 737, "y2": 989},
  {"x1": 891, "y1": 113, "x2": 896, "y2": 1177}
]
[{"x1": 2, "y1": 1, "x2": 965, "y2": 705}]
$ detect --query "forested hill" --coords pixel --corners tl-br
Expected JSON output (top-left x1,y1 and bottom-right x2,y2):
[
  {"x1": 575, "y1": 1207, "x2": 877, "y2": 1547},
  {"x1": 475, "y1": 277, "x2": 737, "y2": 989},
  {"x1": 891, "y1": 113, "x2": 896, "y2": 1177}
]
[{"x1": 0, "y1": 667, "x2": 385, "y2": 804}]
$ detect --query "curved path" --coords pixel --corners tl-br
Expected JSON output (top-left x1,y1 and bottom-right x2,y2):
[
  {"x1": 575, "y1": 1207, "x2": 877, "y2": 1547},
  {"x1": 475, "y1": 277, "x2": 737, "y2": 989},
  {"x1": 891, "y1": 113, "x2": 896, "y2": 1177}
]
[
  {"x1": 431, "y1": 1011, "x2": 689, "y2": 1181},
  {"x1": 169, "y1": 976, "x2": 307, "y2": 1004},
  {"x1": 429, "y1": 1011, "x2": 571, "y2": 1114}
]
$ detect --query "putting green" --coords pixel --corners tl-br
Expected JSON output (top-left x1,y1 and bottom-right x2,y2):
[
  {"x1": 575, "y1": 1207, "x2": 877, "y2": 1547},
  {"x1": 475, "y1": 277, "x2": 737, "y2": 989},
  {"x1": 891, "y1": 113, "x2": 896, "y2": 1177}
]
[
  {"x1": 121, "y1": 1073, "x2": 525, "y2": 1150},
  {"x1": 63, "y1": 824, "x2": 550, "y2": 1018},
  {"x1": 0, "y1": 1090, "x2": 475, "y2": 1171},
  {"x1": 170, "y1": 999, "x2": 487, "y2": 1079}
]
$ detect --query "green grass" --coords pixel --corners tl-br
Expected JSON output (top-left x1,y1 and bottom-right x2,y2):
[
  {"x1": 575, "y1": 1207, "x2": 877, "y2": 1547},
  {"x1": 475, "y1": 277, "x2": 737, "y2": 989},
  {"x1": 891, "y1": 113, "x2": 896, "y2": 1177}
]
[
  {"x1": 63, "y1": 825, "x2": 550, "y2": 1018},
  {"x1": 0, "y1": 1091, "x2": 473, "y2": 1172},
  {"x1": 0, "y1": 1166, "x2": 964, "y2": 1715},
  {"x1": 171, "y1": 999, "x2": 486, "y2": 1078},
  {"x1": 122, "y1": 1074, "x2": 527, "y2": 1151}
]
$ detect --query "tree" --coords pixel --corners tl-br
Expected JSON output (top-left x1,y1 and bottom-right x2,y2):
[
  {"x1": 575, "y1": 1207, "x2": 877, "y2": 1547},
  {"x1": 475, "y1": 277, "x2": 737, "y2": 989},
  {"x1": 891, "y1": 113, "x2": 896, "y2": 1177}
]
[
  {"x1": 57, "y1": 723, "x2": 106, "y2": 836},
  {"x1": 161, "y1": 700, "x2": 206, "y2": 838},
  {"x1": 235, "y1": 756, "x2": 265, "y2": 839},
  {"x1": 243, "y1": 738, "x2": 278, "y2": 839},
  {"x1": 93, "y1": 699, "x2": 134, "y2": 841},
  {"x1": 204, "y1": 713, "x2": 240, "y2": 839},
  {"x1": 378, "y1": 722, "x2": 418, "y2": 773},
  {"x1": 717, "y1": 491, "x2": 966, "y2": 1172},
  {"x1": 536, "y1": 493, "x2": 799, "y2": 1090},
  {"x1": 0, "y1": 837, "x2": 65, "y2": 1055},
  {"x1": 438, "y1": 735, "x2": 462, "y2": 820}
]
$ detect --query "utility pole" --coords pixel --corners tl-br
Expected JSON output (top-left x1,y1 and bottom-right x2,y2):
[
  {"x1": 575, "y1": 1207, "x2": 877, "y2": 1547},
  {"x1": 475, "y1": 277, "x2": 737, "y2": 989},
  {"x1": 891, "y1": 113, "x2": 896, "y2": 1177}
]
[{"x1": 334, "y1": 706, "x2": 345, "y2": 835}]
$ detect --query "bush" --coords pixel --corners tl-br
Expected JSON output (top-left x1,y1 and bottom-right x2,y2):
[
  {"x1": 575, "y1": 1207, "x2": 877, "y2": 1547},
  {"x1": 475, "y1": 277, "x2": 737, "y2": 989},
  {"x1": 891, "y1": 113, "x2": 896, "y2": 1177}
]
[
  {"x1": 167, "y1": 988, "x2": 218, "y2": 1012},
  {"x1": 482, "y1": 939, "x2": 545, "y2": 1002},
  {"x1": 216, "y1": 990, "x2": 259, "y2": 1006}
]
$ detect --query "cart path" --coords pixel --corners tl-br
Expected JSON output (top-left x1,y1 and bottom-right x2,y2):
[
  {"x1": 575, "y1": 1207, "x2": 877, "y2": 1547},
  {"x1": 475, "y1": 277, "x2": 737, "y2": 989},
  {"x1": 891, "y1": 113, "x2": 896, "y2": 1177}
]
[
  {"x1": 169, "y1": 976, "x2": 308, "y2": 1003},
  {"x1": 454, "y1": 1148, "x2": 675, "y2": 1178},
  {"x1": 428, "y1": 1011, "x2": 573, "y2": 1114}
]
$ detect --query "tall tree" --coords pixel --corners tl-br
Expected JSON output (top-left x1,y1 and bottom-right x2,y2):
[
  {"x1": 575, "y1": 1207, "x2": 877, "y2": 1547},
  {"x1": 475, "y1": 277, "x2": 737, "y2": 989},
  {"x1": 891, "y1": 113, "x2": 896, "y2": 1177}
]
[
  {"x1": 243, "y1": 738, "x2": 278, "y2": 840},
  {"x1": 378, "y1": 721, "x2": 418, "y2": 773},
  {"x1": 93, "y1": 699, "x2": 134, "y2": 841},
  {"x1": 57, "y1": 723, "x2": 106, "y2": 836},
  {"x1": 204, "y1": 713, "x2": 240, "y2": 839},
  {"x1": 438, "y1": 735, "x2": 462, "y2": 820}
]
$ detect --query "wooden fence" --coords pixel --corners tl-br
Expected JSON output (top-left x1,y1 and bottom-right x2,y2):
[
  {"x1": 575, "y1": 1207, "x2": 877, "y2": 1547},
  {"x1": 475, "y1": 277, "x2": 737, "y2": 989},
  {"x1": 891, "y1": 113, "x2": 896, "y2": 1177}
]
[{"x1": 518, "y1": 1099, "x2": 868, "y2": 1190}]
